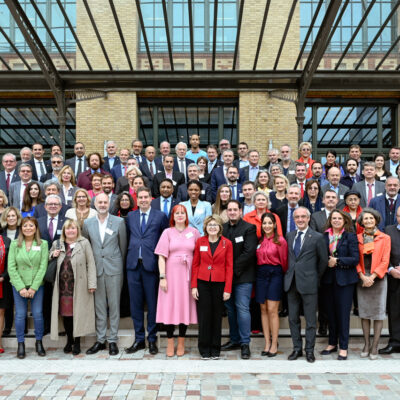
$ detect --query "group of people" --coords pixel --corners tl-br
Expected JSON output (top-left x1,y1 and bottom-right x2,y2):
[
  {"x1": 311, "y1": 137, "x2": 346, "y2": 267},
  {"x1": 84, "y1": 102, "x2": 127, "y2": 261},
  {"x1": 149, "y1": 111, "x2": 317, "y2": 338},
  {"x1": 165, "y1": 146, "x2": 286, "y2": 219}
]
[{"x1": 0, "y1": 137, "x2": 399, "y2": 362}]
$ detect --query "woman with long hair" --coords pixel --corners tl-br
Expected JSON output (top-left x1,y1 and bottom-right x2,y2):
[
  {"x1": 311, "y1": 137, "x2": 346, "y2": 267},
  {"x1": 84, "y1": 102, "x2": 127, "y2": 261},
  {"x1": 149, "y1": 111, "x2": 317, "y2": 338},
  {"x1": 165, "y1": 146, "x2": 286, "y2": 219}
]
[
  {"x1": 212, "y1": 184, "x2": 232, "y2": 223},
  {"x1": 256, "y1": 213, "x2": 287, "y2": 357},
  {"x1": 21, "y1": 182, "x2": 43, "y2": 218},
  {"x1": 0, "y1": 190, "x2": 8, "y2": 218},
  {"x1": 111, "y1": 191, "x2": 136, "y2": 217},
  {"x1": 374, "y1": 153, "x2": 391, "y2": 182},
  {"x1": 65, "y1": 189, "x2": 97, "y2": 229},
  {"x1": 255, "y1": 171, "x2": 272, "y2": 194},
  {"x1": 301, "y1": 180, "x2": 323, "y2": 214},
  {"x1": 58, "y1": 165, "x2": 78, "y2": 207}
]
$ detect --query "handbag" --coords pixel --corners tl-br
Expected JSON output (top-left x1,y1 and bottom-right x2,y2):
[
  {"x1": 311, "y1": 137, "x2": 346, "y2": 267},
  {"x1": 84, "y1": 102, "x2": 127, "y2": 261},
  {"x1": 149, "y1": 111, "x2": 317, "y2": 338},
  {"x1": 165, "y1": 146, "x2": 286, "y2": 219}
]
[{"x1": 44, "y1": 239, "x2": 60, "y2": 283}]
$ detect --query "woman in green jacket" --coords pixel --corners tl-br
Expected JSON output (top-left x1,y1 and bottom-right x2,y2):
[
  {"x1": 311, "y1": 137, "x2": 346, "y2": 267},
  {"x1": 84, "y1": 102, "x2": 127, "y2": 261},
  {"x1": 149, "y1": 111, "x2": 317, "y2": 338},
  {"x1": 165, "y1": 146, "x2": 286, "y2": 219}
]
[{"x1": 8, "y1": 217, "x2": 48, "y2": 359}]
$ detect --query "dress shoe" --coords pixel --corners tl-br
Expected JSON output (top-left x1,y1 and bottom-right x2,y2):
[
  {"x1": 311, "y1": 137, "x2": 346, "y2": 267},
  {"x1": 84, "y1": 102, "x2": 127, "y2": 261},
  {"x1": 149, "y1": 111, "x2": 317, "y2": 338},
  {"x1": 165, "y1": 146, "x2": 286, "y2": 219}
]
[
  {"x1": 261, "y1": 351, "x2": 270, "y2": 356},
  {"x1": 72, "y1": 342, "x2": 81, "y2": 356},
  {"x1": 109, "y1": 342, "x2": 119, "y2": 356},
  {"x1": 306, "y1": 352, "x2": 315, "y2": 363},
  {"x1": 35, "y1": 340, "x2": 46, "y2": 357},
  {"x1": 320, "y1": 346, "x2": 337, "y2": 355},
  {"x1": 2, "y1": 329, "x2": 11, "y2": 337},
  {"x1": 86, "y1": 341, "x2": 106, "y2": 355},
  {"x1": 279, "y1": 309, "x2": 288, "y2": 317},
  {"x1": 337, "y1": 354, "x2": 347, "y2": 360},
  {"x1": 379, "y1": 345, "x2": 400, "y2": 355},
  {"x1": 221, "y1": 341, "x2": 241, "y2": 351},
  {"x1": 63, "y1": 341, "x2": 73, "y2": 354},
  {"x1": 241, "y1": 344, "x2": 250, "y2": 359},
  {"x1": 149, "y1": 341, "x2": 158, "y2": 355},
  {"x1": 17, "y1": 342, "x2": 25, "y2": 359},
  {"x1": 125, "y1": 341, "x2": 145, "y2": 354},
  {"x1": 267, "y1": 351, "x2": 278, "y2": 358},
  {"x1": 288, "y1": 350, "x2": 303, "y2": 360}
]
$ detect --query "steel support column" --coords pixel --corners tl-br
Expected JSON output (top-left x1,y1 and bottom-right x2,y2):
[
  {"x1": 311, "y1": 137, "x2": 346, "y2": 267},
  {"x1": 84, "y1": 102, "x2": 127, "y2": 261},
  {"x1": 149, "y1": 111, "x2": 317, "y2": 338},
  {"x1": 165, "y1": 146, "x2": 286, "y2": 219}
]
[
  {"x1": 296, "y1": 0, "x2": 342, "y2": 145},
  {"x1": 5, "y1": 0, "x2": 67, "y2": 155}
]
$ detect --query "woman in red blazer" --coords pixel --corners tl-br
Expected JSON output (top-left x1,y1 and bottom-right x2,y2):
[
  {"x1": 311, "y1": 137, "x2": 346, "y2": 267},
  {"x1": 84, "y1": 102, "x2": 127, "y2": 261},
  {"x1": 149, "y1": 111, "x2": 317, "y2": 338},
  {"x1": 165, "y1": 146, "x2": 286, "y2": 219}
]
[{"x1": 191, "y1": 215, "x2": 233, "y2": 360}]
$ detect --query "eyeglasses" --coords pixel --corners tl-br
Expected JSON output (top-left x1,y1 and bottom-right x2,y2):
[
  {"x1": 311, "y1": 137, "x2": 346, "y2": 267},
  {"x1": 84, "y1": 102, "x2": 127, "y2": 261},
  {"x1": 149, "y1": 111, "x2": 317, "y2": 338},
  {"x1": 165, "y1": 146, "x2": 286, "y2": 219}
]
[
  {"x1": 47, "y1": 203, "x2": 61, "y2": 207},
  {"x1": 52, "y1": 161, "x2": 62, "y2": 164},
  {"x1": 207, "y1": 224, "x2": 219, "y2": 228},
  {"x1": 76, "y1": 196, "x2": 87, "y2": 199}
]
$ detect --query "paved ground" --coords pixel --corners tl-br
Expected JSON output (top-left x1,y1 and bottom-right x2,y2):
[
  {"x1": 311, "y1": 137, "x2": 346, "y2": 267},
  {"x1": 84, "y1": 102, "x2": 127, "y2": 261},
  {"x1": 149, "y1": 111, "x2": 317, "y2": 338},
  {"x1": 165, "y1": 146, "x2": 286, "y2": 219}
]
[{"x1": 0, "y1": 339, "x2": 400, "y2": 399}]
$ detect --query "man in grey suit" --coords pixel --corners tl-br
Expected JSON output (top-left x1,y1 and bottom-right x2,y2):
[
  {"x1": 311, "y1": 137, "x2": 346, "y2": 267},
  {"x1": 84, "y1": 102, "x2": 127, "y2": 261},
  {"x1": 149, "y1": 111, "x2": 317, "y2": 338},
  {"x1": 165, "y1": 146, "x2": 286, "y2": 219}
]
[
  {"x1": 310, "y1": 190, "x2": 339, "y2": 233},
  {"x1": 285, "y1": 207, "x2": 328, "y2": 363},
  {"x1": 9, "y1": 163, "x2": 40, "y2": 209},
  {"x1": 82, "y1": 193, "x2": 127, "y2": 356},
  {"x1": 321, "y1": 167, "x2": 349, "y2": 208},
  {"x1": 0, "y1": 153, "x2": 19, "y2": 198},
  {"x1": 65, "y1": 142, "x2": 88, "y2": 178},
  {"x1": 352, "y1": 161, "x2": 385, "y2": 208}
]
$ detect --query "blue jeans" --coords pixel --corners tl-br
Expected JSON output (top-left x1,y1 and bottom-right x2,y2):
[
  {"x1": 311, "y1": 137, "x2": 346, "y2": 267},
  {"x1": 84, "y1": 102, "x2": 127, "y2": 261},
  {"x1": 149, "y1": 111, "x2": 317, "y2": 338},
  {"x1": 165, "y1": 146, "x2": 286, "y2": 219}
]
[
  {"x1": 224, "y1": 282, "x2": 253, "y2": 344},
  {"x1": 13, "y1": 286, "x2": 44, "y2": 343}
]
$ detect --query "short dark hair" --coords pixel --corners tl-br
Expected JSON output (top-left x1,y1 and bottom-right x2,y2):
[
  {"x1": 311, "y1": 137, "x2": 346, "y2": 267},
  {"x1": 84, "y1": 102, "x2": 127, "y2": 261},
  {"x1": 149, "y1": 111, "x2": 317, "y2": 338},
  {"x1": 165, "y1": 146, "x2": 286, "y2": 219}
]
[
  {"x1": 242, "y1": 180, "x2": 256, "y2": 189},
  {"x1": 160, "y1": 178, "x2": 173, "y2": 187},
  {"x1": 346, "y1": 157, "x2": 359, "y2": 167},
  {"x1": 227, "y1": 199, "x2": 242, "y2": 210},
  {"x1": 187, "y1": 179, "x2": 202, "y2": 191}
]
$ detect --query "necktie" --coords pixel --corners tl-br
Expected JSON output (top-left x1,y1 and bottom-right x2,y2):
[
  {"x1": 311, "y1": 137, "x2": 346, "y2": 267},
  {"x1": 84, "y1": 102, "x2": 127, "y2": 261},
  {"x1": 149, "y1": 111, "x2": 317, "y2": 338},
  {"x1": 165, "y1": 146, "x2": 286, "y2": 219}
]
[
  {"x1": 389, "y1": 198, "x2": 395, "y2": 212},
  {"x1": 208, "y1": 162, "x2": 213, "y2": 174},
  {"x1": 352, "y1": 176, "x2": 356, "y2": 184},
  {"x1": 6, "y1": 173, "x2": 10, "y2": 190},
  {"x1": 136, "y1": 156, "x2": 140, "y2": 163},
  {"x1": 367, "y1": 183, "x2": 373, "y2": 206},
  {"x1": 289, "y1": 208, "x2": 296, "y2": 232},
  {"x1": 294, "y1": 231, "x2": 303, "y2": 257},
  {"x1": 48, "y1": 217, "x2": 54, "y2": 240},
  {"x1": 39, "y1": 161, "x2": 45, "y2": 177},
  {"x1": 230, "y1": 185, "x2": 236, "y2": 200},
  {"x1": 141, "y1": 213, "x2": 147, "y2": 234},
  {"x1": 163, "y1": 198, "x2": 169, "y2": 215},
  {"x1": 300, "y1": 182, "x2": 304, "y2": 197},
  {"x1": 180, "y1": 159, "x2": 186, "y2": 181},
  {"x1": 77, "y1": 158, "x2": 83, "y2": 177},
  {"x1": 149, "y1": 162, "x2": 154, "y2": 177},
  {"x1": 123, "y1": 165, "x2": 127, "y2": 176}
]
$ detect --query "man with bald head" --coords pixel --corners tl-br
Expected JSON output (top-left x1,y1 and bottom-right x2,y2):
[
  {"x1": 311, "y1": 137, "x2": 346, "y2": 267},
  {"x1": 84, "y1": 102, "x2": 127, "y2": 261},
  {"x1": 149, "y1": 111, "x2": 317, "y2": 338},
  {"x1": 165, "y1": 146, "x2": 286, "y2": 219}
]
[
  {"x1": 140, "y1": 146, "x2": 158, "y2": 185},
  {"x1": 321, "y1": 166, "x2": 349, "y2": 208},
  {"x1": 82, "y1": 193, "x2": 127, "y2": 356}
]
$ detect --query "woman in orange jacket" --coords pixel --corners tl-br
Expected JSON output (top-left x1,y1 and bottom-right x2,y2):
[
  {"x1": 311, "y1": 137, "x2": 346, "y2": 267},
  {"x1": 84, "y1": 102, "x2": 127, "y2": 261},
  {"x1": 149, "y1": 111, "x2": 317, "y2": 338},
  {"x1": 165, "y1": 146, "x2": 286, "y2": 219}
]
[
  {"x1": 356, "y1": 208, "x2": 391, "y2": 360},
  {"x1": 191, "y1": 215, "x2": 233, "y2": 360}
]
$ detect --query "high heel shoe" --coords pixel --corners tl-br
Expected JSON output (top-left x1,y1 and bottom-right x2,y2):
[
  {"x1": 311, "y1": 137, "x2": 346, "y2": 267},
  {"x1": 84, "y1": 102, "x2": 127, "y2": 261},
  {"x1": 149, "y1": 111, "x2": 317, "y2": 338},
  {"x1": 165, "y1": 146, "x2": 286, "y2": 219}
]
[
  {"x1": 17, "y1": 342, "x2": 25, "y2": 359},
  {"x1": 267, "y1": 343, "x2": 279, "y2": 357}
]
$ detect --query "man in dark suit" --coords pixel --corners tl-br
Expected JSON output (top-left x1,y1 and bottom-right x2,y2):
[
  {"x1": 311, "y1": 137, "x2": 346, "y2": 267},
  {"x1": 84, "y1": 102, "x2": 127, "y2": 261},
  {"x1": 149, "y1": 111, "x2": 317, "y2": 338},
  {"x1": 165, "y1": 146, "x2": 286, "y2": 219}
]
[
  {"x1": 276, "y1": 184, "x2": 302, "y2": 237},
  {"x1": 173, "y1": 142, "x2": 194, "y2": 182},
  {"x1": 308, "y1": 162, "x2": 328, "y2": 187},
  {"x1": 233, "y1": 142, "x2": 249, "y2": 169},
  {"x1": 370, "y1": 177, "x2": 400, "y2": 232},
  {"x1": 226, "y1": 166, "x2": 243, "y2": 202},
  {"x1": 9, "y1": 163, "x2": 39, "y2": 209},
  {"x1": 103, "y1": 140, "x2": 121, "y2": 173},
  {"x1": 76, "y1": 152, "x2": 111, "y2": 191},
  {"x1": 152, "y1": 155, "x2": 184, "y2": 198},
  {"x1": 139, "y1": 146, "x2": 158, "y2": 186},
  {"x1": 321, "y1": 167, "x2": 349, "y2": 208},
  {"x1": 40, "y1": 154, "x2": 64, "y2": 183},
  {"x1": 240, "y1": 150, "x2": 265, "y2": 182},
  {"x1": 28, "y1": 143, "x2": 52, "y2": 182},
  {"x1": 346, "y1": 144, "x2": 364, "y2": 176},
  {"x1": 385, "y1": 147, "x2": 400, "y2": 176},
  {"x1": 37, "y1": 194, "x2": 66, "y2": 335},
  {"x1": 151, "y1": 178, "x2": 179, "y2": 218},
  {"x1": 176, "y1": 164, "x2": 213, "y2": 203},
  {"x1": 211, "y1": 149, "x2": 236, "y2": 201},
  {"x1": 379, "y1": 209, "x2": 400, "y2": 355},
  {"x1": 125, "y1": 187, "x2": 169, "y2": 355},
  {"x1": 154, "y1": 141, "x2": 171, "y2": 171},
  {"x1": 221, "y1": 200, "x2": 258, "y2": 359},
  {"x1": 131, "y1": 139, "x2": 145, "y2": 164},
  {"x1": 0, "y1": 153, "x2": 19, "y2": 198},
  {"x1": 285, "y1": 207, "x2": 328, "y2": 363},
  {"x1": 289, "y1": 163, "x2": 307, "y2": 197},
  {"x1": 340, "y1": 158, "x2": 362, "y2": 189},
  {"x1": 65, "y1": 142, "x2": 88, "y2": 178},
  {"x1": 90, "y1": 175, "x2": 117, "y2": 211},
  {"x1": 114, "y1": 158, "x2": 139, "y2": 194},
  {"x1": 33, "y1": 180, "x2": 70, "y2": 219},
  {"x1": 352, "y1": 162, "x2": 385, "y2": 208},
  {"x1": 110, "y1": 148, "x2": 130, "y2": 182},
  {"x1": 206, "y1": 144, "x2": 223, "y2": 175},
  {"x1": 310, "y1": 189, "x2": 339, "y2": 233}
]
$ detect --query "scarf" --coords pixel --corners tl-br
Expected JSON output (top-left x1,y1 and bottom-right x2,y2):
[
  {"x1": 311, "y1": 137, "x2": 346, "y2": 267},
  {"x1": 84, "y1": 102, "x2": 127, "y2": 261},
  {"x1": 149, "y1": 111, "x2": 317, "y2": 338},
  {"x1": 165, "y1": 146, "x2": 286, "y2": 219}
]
[{"x1": 326, "y1": 227, "x2": 344, "y2": 256}]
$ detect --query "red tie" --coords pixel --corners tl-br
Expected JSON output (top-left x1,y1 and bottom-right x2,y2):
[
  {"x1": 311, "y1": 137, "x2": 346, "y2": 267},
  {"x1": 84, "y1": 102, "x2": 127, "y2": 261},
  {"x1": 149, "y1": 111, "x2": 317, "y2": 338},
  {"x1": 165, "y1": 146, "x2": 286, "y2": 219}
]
[
  {"x1": 367, "y1": 183, "x2": 373, "y2": 206},
  {"x1": 300, "y1": 182, "x2": 304, "y2": 197},
  {"x1": 6, "y1": 174, "x2": 10, "y2": 190}
]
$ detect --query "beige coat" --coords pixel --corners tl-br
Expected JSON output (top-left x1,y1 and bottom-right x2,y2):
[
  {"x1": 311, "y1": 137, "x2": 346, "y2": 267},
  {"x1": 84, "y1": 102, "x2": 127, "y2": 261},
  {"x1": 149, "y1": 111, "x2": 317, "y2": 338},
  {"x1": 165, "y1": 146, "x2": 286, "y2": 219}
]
[{"x1": 50, "y1": 237, "x2": 97, "y2": 340}]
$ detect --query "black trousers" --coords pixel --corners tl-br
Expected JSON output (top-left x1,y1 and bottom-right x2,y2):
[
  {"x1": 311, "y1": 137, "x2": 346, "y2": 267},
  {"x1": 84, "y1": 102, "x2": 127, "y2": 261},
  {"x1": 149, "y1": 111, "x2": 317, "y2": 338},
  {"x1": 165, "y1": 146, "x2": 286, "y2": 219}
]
[
  {"x1": 323, "y1": 281, "x2": 355, "y2": 350},
  {"x1": 43, "y1": 281, "x2": 53, "y2": 332},
  {"x1": 197, "y1": 279, "x2": 225, "y2": 357},
  {"x1": 388, "y1": 275, "x2": 400, "y2": 347},
  {"x1": 165, "y1": 324, "x2": 187, "y2": 338}
]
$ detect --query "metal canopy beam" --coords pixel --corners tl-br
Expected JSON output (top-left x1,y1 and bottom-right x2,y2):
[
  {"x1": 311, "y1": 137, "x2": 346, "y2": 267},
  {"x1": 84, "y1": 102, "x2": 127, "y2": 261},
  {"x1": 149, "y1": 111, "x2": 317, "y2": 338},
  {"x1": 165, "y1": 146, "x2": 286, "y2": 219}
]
[
  {"x1": 162, "y1": 0, "x2": 174, "y2": 71},
  {"x1": 2, "y1": 70, "x2": 400, "y2": 91},
  {"x1": 253, "y1": 0, "x2": 271, "y2": 70},
  {"x1": 296, "y1": 0, "x2": 343, "y2": 144},
  {"x1": 232, "y1": 0, "x2": 244, "y2": 71},
  {"x1": 135, "y1": 0, "x2": 153, "y2": 70}
]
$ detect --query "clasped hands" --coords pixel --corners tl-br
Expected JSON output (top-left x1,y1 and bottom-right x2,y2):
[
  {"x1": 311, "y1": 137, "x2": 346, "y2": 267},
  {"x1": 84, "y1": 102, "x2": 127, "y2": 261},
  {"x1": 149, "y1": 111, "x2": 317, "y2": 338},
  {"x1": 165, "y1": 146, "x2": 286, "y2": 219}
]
[{"x1": 19, "y1": 288, "x2": 36, "y2": 298}]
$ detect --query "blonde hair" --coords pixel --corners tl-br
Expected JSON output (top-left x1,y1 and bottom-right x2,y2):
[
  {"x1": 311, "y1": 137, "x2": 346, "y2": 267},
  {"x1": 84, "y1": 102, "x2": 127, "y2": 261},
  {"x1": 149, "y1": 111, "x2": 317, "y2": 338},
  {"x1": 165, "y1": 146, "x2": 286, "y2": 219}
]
[
  {"x1": 0, "y1": 189, "x2": 8, "y2": 208},
  {"x1": 272, "y1": 174, "x2": 290, "y2": 192},
  {"x1": 61, "y1": 219, "x2": 82, "y2": 242},
  {"x1": 203, "y1": 214, "x2": 224, "y2": 238},
  {"x1": 126, "y1": 166, "x2": 142, "y2": 177},
  {"x1": 0, "y1": 206, "x2": 22, "y2": 229},
  {"x1": 58, "y1": 165, "x2": 76, "y2": 186},
  {"x1": 72, "y1": 188, "x2": 91, "y2": 208}
]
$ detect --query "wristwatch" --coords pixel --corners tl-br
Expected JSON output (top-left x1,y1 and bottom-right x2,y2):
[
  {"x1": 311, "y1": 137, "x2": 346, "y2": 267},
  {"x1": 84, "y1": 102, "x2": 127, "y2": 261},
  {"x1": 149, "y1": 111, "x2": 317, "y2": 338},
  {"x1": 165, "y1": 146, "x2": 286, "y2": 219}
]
[{"x1": 160, "y1": 274, "x2": 166, "y2": 279}]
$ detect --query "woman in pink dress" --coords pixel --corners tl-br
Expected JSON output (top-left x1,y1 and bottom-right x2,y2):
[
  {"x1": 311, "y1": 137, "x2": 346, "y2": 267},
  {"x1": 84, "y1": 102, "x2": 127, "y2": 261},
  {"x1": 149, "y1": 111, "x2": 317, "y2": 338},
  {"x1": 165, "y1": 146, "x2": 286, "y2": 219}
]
[{"x1": 155, "y1": 204, "x2": 201, "y2": 357}]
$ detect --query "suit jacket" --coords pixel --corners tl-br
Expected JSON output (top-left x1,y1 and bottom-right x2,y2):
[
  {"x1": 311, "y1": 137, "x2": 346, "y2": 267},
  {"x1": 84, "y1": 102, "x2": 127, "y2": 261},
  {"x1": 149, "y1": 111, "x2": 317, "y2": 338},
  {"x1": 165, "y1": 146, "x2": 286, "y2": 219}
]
[
  {"x1": 152, "y1": 171, "x2": 185, "y2": 198},
  {"x1": 279, "y1": 159, "x2": 297, "y2": 181},
  {"x1": 191, "y1": 235, "x2": 234, "y2": 293},
  {"x1": 90, "y1": 193, "x2": 118, "y2": 211},
  {"x1": 284, "y1": 228, "x2": 328, "y2": 294},
  {"x1": 139, "y1": 159, "x2": 159, "y2": 185},
  {"x1": 222, "y1": 219, "x2": 258, "y2": 284},
  {"x1": 239, "y1": 165, "x2": 266, "y2": 182},
  {"x1": 176, "y1": 182, "x2": 213, "y2": 203},
  {"x1": 37, "y1": 214, "x2": 67, "y2": 249},
  {"x1": 103, "y1": 156, "x2": 120, "y2": 173},
  {"x1": 9, "y1": 180, "x2": 41, "y2": 209},
  {"x1": 321, "y1": 183, "x2": 349, "y2": 208},
  {"x1": 385, "y1": 159, "x2": 399, "y2": 174},
  {"x1": 211, "y1": 166, "x2": 227, "y2": 202},
  {"x1": 65, "y1": 156, "x2": 88, "y2": 176},
  {"x1": 351, "y1": 180, "x2": 385, "y2": 208},
  {"x1": 276, "y1": 204, "x2": 296, "y2": 238},
  {"x1": 28, "y1": 158, "x2": 52, "y2": 182},
  {"x1": 7, "y1": 239, "x2": 48, "y2": 292},
  {"x1": 309, "y1": 210, "x2": 328, "y2": 233},
  {"x1": 82, "y1": 214, "x2": 127, "y2": 276},
  {"x1": 76, "y1": 168, "x2": 111, "y2": 191},
  {"x1": 321, "y1": 231, "x2": 359, "y2": 286},
  {"x1": 126, "y1": 208, "x2": 169, "y2": 272},
  {"x1": 59, "y1": 186, "x2": 79, "y2": 206},
  {"x1": 340, "y1": 174, "x2": 362, "y2": 189},
  {"x1": 33, "y1": 203, "x2": 69, "y2": 219},
  {"x1": 386, "y1": 224, "x2": 400, "y2": 269},
  {"x1": 40, "y1": 172, "x2": 59, "y2": 183},
  {"x1": 151, "y1": 197, "x2": 179, "y2": 218},
  {"x1": 208, "y1": 159, "x2": 224, "y2": 176},
  {"x1": 0, "y1": 170, "x2": 19, "y2": 197},
  {"x1": 154, "y1": 155, "x2": 165, "y2": 171},
  {"x1": 369, "y1": 194, "x2": 400, "y2": 232},
  {"x1": 180, "y1": 200, "x2": 212, "y2": 235},
  {"x1": 173, "y1": 157, "x2": 194, "y2": 179},
  {"x1": 111, "y1": 163, "x2": 127, "y2": 183}
]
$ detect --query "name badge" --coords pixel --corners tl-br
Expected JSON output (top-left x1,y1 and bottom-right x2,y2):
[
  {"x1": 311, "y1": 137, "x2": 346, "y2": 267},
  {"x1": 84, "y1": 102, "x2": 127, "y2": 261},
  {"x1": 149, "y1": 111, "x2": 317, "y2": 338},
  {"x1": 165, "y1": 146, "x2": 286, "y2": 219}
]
[
  {"x1": 257, "y1": 244, "x2": 261, "y2": 250},
  {"x1": 200, "y1": 246, "x2": 208, "y2": 252},
  {"x1": 376, "y1": 192, "x2": 383, "y2": 197},
  {"x1": 70, "y1": 243, "x2": 75, "y2": 249},
  {"x1": 196, "y1": 209, "x2": 204, "y2": 214},
  {"x1": 199, "y1": 175, "x2": 204, "y2": 179},
  {"x1": 239, "y1": 193, "x2": 244, "y2": 197},
  {"x1": 186, "y1": 232, "x2": 193, "y2": 239},
  {"x1": 339, "y1": 195, "x2": 344, "y2": 200},
  {"x1": 235, "y1": 236, "x2": 244, "y2": 243},
  {"x1": 172, "y1": 180, "x2": 177, "y2": 186},
  {"x1": 57, "y1": 230, "x2": 62, "y2": 235},
  {"x1": 289, "y1": 170, "x2": 295, "y2": 174},
  {"x1": 32, "y1": 246, "x2": 41, "y2": 251},
  {"x1": 201, "y1": 190, "x2": 205, "y2": 195},
  {"x1": 67, "y1": 196, "x2": 72, "y2": 201},
  {"x1": 105, "y1": 228, "x2": 114, "y2": 235}
]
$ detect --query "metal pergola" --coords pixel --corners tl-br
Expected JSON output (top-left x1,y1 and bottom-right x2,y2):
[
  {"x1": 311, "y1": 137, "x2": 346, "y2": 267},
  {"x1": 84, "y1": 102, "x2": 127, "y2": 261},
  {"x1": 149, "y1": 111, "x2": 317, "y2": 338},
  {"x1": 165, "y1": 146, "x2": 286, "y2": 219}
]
[{"x1": 1, "y1": 0, "x2": 400, "y2": 155}]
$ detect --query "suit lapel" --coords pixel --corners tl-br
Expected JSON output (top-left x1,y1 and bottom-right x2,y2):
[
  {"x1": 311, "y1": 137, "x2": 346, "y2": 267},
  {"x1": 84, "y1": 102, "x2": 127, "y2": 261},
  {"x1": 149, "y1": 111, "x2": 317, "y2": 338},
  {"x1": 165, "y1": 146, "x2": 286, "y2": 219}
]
[
  {"x1": 298, "y1": 230, "x2": 313, "y2": 258},
  {"x1": 144, "y1": 210, "x2": 154, "y2": 233},
  {"x1": 102, "y1": 216, "x2": 114, "y2": 246}
]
